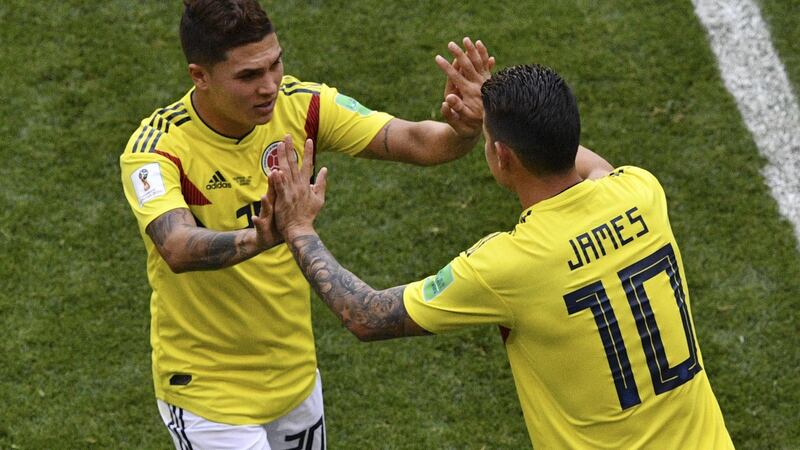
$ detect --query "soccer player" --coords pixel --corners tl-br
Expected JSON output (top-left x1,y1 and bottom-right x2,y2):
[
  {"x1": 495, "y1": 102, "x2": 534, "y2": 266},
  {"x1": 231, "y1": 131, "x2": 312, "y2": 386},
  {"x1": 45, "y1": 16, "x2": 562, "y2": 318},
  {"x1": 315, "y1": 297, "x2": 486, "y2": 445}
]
[
  {"x1": 266, "y1": 64, "x2": 735, "y2": 448},
  {"x1": 118, "y1": 0, "x2": 492, "y2": 448}
]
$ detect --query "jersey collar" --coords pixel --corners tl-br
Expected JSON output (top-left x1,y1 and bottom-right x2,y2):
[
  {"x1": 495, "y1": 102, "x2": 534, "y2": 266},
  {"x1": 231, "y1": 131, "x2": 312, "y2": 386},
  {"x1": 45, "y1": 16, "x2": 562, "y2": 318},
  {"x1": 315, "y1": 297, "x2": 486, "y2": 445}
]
[
  {"x1": 185, "y1": 89, "x2": 256, "y2": 146},
  {"x1": 518, "y1": 179, "x2": 597, "y2": 223}
]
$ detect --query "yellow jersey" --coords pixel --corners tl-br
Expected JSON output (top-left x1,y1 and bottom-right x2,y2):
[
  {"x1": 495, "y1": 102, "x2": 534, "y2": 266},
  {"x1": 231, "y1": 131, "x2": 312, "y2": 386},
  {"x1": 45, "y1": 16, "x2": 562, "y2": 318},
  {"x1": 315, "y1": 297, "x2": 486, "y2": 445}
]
[
  {"x1": 404, "y1": 167, "x2": 733, "y2": 448},
  {"x1": 120, "y1": 76, "x2": 393, "y2": 424}
]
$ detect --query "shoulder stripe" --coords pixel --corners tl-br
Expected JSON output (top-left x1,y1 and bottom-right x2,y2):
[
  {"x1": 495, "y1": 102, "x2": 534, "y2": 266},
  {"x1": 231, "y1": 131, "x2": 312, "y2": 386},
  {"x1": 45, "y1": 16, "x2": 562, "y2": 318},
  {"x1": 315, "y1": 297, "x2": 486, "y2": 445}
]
[
  {"x1": 282, "y1": 88, "x2": 320, "y2": 97},
  {"x1": 140, "y1": 127, "x2": 161, "y2": 154},
  {"x1": 130, "y1": 126, "x2": 148, "y2": 154},
  {"x1": 149, "y1": 115, "x2": 166, "y2": 134},
  {"x1": 165, "y1": 109, "x2": 189, "y2": 123},
  {"x1": 609, "y1": 168, "x2": 626, "y2": 177},
  {"x1": 148, "y1": 130, "x2": 163, "y2": 153},
  {"x1": 135, "y1": 127, "x2": 154, "y2": 153},
  {"x1": 131, "y1": 126, "x2": 163, "y2": 154},
  {"x1": 281, "y1": 80, "x2": 322, "y2": 97},
  {"x1": 281, "y1": 80, "x2": 321, "y2": 90},
  {"x1": 158, "y1": 102, "x2": 184, "y2": 114},
  {"x1": 129, "y1": 101, "x2": 190, "y2": 154},
  {"x1": 146, "y1": 102, "x2": 191, "y2": 133}
]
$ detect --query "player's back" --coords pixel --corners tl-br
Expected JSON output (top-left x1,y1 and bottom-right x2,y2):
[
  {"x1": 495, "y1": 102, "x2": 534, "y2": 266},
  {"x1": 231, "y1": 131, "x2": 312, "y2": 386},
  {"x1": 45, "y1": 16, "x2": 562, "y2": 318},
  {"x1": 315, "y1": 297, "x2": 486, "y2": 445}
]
[{"x1": 474, "y1": 166, "x2": 733, "y2": 448}]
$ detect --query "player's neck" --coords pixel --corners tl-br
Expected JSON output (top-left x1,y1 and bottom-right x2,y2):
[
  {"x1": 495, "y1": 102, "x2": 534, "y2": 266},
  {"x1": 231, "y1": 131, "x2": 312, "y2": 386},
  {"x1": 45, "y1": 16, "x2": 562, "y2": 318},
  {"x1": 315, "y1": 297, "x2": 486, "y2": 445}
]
[
  {"x1": 191, "y1": 91, "x2": 254, "y2": 139},
  {"x1": 515, "y1": 168, "x2": 583, "y2": 210}
]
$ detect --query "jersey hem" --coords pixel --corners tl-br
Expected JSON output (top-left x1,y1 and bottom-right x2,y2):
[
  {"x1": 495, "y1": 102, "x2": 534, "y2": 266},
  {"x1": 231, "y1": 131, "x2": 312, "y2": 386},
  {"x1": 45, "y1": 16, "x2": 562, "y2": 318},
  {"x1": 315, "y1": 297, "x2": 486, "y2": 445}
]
[{"x1": 154, "y1": 370, "x2": 318, "y2": 426}]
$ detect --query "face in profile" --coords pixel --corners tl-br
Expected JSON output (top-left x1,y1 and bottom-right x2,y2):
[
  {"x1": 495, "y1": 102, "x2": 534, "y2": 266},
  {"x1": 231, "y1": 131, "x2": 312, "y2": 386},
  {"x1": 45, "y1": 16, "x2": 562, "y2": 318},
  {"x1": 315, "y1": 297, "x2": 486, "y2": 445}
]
[{"x1": 193, "y1": 32, "x2": 284, "y2": 136}]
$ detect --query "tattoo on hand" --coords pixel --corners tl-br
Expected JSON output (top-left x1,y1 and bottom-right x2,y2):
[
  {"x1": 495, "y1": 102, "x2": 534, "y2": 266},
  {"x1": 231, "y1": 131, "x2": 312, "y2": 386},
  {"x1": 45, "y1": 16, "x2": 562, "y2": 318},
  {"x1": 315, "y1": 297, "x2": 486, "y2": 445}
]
[{"x1": 289, "y1": 234, "x2": 428, "y2": 340}]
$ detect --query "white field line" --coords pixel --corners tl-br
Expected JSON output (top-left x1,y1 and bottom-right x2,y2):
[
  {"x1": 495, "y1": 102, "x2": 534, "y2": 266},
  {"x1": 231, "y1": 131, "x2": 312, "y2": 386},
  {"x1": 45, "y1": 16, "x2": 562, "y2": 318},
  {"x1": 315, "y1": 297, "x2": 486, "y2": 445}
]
[{"x1": 692, "y1": 0, "x2": 800, "y2": 246}]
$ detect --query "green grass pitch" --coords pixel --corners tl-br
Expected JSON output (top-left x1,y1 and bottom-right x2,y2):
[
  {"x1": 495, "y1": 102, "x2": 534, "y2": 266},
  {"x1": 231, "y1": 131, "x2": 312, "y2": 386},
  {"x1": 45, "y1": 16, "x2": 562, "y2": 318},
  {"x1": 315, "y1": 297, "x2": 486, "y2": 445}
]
[{"x1": 1, "y1": 0, "x2": 798, "y2": 448}]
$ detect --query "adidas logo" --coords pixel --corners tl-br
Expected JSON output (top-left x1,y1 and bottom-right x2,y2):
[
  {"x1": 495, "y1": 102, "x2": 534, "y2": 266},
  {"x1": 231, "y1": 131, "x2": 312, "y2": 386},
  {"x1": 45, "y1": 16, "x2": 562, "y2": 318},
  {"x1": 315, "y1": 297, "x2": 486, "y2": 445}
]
[{"x1": 206, "y1": 171, "x2": 232, "y2": 190}]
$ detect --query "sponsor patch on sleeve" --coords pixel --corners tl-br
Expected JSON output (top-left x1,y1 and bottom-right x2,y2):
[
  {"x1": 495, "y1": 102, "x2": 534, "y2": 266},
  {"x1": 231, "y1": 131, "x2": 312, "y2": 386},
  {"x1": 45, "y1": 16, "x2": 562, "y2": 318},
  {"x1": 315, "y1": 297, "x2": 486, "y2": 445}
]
[
  {"x1": 422, "y1": 264, "x2": 454, "y2": 302},
  {"x1": 334, "y1": 93, "x2": 373, "y2": 116},
  {"x1": 131, "y1": 163, "x2": 166, "y2": 206}
]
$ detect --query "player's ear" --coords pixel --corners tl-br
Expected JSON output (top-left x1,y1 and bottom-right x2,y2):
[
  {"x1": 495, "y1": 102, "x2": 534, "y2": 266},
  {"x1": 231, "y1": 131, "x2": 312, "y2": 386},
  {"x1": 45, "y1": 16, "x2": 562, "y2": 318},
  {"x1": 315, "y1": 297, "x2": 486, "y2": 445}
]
[
  {"x1": 188, "y1": 63, "x2": 210, "y2": 91},
  {"x1": 494, "y1": 141, "x2": 515, "y2": 171}
]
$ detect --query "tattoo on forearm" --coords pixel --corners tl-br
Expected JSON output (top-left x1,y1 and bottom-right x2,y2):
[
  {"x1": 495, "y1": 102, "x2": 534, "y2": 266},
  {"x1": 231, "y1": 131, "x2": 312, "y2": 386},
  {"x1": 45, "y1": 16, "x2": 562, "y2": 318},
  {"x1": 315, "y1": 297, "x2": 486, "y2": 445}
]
[
  {"x1": 147, "y1": 209, "x2": 190, "y2": 247},
  {"x1": 184, "y1": 230, "x2": 243, "y2": 270},
  {"x1": 382, "y1": 121, "x2": 392, "y2": 154},
  {"x1": 146, "y1": 209, "x2": 260, "y2": 271},
  {"x1": 288, "y1": 234, "x2": 428, "y2": 340}
]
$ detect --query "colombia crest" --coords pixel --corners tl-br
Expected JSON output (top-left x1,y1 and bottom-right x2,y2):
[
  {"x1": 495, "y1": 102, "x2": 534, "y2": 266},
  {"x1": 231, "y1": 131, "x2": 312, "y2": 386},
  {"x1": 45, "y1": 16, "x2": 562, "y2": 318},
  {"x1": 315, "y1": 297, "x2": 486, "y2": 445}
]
[{"x1": 261, "y1": 141, "x2": 299, "y2": 175}]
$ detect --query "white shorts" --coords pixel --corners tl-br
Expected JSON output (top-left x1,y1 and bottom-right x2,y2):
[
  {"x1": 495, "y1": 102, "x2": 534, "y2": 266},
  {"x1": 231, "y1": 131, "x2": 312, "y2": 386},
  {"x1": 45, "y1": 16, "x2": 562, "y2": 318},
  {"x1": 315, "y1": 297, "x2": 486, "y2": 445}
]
[{"x1": 157, "y1": 372, "x2": 325, "y2": 450}]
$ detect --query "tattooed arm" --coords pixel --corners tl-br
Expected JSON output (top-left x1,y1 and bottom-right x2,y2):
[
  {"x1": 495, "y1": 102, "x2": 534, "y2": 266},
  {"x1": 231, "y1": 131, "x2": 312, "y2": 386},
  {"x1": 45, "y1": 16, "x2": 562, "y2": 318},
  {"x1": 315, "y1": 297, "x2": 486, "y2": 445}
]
[
  {"x1": 265, "y1": 135, "x2": 429, "y2": 340},
  {"x1": 288, "y1": 233, "x2": 430, "y2": 341},
  {"x1": 146, "y1": 202, "x2": 280, "y2": 273}
]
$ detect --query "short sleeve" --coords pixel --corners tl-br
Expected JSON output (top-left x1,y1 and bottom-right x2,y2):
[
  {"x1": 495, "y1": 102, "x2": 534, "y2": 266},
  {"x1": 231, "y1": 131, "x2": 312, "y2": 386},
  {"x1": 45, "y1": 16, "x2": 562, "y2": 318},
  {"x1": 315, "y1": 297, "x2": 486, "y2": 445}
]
[
  {"x1": 119, "y1": 150, "x2": 188, "y2": 234},
  {"x1": 403, "y1": 253, "x2": 514, "y2": 334},
  {"x1": 609, "y1": 166, "x2": 667, "y2": 212},
  {"x1": 317, "y1": 84, "x2": 394, "y2": 156}
]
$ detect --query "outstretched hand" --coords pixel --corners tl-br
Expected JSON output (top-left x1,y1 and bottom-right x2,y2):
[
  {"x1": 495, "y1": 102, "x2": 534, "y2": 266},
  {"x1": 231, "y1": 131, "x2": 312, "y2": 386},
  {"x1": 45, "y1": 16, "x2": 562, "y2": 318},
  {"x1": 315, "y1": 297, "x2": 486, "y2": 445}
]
[
  {"x1": 251, "y1": 180, "x2": 282, "y2": 250},
  {"x1": 266, "y1": 134, "x2": 328, "y2": 240},
  {"x1": 436, "y1": 37, "x2": 495, "y2": 139}
]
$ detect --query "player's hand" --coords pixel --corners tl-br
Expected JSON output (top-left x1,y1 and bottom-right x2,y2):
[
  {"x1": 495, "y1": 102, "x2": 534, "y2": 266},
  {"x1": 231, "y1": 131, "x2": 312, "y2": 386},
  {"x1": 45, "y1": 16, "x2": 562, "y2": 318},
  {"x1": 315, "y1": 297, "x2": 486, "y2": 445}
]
[
  {"x1": 436, "y1": 37, "x2": 495, "y2": 139},
  {"x1": 268, "y1": 135, "x2": 328, "y2": 240},
  {"x1": 252, "y1": 180, "x2": 283, "y2": 250}
]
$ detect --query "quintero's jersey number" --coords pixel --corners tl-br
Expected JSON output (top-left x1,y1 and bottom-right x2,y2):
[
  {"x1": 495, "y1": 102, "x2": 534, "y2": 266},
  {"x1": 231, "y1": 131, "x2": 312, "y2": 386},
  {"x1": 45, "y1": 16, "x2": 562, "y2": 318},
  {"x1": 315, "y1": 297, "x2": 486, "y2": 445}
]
[
  {"x1": 563, "y1": 244, "x2": 701, "y2": 409},
  {"x1": 235, "y1": 201, "x2": 262, "y2": 229}
]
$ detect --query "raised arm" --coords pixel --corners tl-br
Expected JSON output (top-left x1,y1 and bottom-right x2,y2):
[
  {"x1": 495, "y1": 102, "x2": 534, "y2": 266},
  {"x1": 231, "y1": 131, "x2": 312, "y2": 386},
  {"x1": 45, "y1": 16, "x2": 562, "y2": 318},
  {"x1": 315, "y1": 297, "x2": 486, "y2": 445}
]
[
  {"x1": 575, "y1": 145, "x2": 614, "y2": 180},
  {"x1": 358, "y1": 38, "x2": 494, "y2": 166},
  {"x1": 146, "y1": 193, "x2": 280, "y2": 273},
  {"x1": 357, "y1": 118, "x2": 472, "y2": 166},
  {"x1": 265, "y1": 136, "x2": 430, "y2": 341}
]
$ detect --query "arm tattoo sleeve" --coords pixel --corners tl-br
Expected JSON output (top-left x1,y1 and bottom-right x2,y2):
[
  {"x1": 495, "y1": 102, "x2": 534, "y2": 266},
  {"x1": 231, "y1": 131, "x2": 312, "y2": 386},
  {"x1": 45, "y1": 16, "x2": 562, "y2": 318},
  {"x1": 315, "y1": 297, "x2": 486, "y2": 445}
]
[
  {"x1": 183, "y1": 230, "x2": 248, "y2": 271},
  {"x1": 146, "y1": 209, "x2": 260, "y2": 271},
  {"x1": 146, "y1": 208, "x2": 190, "y2": 247},
  {"x1": 288, "y1": 234, "x2": 429, "y2": 340}
]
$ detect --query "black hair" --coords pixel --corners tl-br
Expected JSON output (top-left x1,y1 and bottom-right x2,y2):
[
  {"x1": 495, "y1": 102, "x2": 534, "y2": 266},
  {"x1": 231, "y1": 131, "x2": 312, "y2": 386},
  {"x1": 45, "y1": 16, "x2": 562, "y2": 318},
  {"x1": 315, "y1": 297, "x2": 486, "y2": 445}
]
[
  {"x1": 180, "y1": 0, "x2": 274, "y2": 66},
  {"x1": 481, "y1": 64, "x2": 581, "y2": 175}
]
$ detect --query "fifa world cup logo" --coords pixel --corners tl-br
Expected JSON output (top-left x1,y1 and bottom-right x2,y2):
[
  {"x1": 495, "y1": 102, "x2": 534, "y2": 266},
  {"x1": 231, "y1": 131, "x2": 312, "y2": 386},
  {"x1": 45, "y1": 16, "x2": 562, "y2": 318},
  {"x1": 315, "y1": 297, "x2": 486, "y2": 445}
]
[{"x1": 138, "y1": 169, "x2": 151, "y2": 191}]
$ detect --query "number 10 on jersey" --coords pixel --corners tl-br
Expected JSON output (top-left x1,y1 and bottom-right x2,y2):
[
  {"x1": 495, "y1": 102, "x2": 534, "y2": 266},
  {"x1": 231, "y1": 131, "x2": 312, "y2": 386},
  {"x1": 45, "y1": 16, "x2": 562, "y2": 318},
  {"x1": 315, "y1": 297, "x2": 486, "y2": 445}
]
[{"x1": 563, "y1": 244, "x2": 701, "y2": 410}]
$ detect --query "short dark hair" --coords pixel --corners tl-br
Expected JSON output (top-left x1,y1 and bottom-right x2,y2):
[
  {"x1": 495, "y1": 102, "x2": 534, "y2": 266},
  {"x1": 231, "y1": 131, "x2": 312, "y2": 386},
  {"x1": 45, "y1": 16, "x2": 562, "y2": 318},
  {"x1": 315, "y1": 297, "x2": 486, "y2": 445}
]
[
  {"x1": 481, "y1": 64, "x2": 581, "y2": 176},
  {"x1": 180, "y1": 0, "x2": 274, "y2": 66}
]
